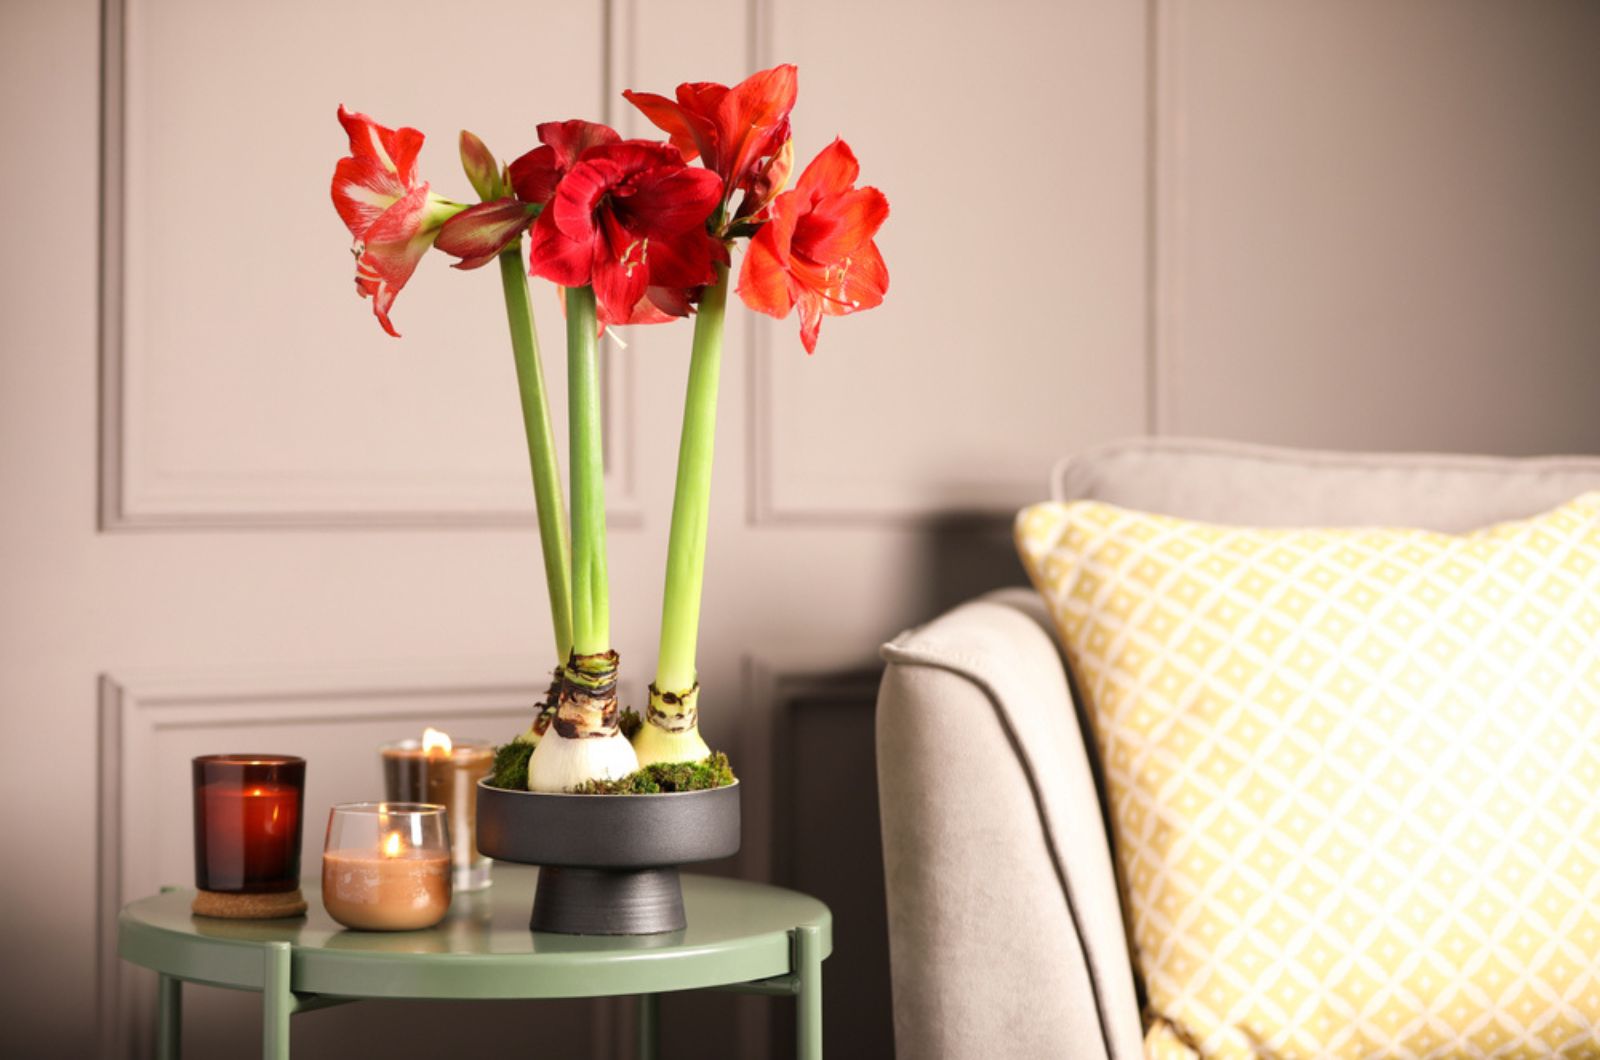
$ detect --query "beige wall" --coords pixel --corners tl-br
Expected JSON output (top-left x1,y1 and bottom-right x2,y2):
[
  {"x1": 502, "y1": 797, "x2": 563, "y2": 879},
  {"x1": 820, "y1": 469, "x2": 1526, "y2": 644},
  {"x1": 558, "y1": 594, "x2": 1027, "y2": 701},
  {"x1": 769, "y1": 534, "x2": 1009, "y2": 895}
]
[{"x1": 1, "y1": 0, "x2": 1597, "y2": 1057}]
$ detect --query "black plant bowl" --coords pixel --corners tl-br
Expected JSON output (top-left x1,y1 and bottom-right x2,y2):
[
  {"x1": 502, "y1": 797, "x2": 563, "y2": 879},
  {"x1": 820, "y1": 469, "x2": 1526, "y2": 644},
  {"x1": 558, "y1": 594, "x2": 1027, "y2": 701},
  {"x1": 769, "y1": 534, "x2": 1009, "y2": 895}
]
[{"x1": 476, "y1": 779, "x2": 741, "y2": 935}]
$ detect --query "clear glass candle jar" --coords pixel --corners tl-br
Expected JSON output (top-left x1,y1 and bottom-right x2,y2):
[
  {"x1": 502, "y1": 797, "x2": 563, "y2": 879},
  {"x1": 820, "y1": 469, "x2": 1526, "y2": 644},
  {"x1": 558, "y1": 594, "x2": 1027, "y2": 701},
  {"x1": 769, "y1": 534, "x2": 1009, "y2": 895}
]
[
  {"x1": 192, "y1": 754, "x2": 306, "y2": 894},
  {"x1": 321, "y1": 802, "x2": 452, "y2": 931}
]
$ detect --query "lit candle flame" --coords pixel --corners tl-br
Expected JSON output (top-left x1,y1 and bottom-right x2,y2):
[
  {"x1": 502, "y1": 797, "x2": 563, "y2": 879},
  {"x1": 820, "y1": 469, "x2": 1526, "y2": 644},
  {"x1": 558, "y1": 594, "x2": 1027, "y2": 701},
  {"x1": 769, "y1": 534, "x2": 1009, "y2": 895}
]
[
  {"x1": 382, "y1": 831, "x2": 404, "y2": 858},
  {"x1": 422, "y1": 727, "x2": 452, "y2": 756}
]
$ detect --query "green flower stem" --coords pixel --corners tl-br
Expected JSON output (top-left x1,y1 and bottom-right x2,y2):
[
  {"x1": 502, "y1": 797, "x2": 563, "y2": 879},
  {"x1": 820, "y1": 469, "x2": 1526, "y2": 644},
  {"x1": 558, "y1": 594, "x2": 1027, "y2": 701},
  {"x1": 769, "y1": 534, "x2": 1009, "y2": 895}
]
[
  {"x1": 566, "y1": 286, "x2": 609, "y2": 655},
  {"x1": 655, "y1": 261, "x2": 730, "y2": 695},
  {"x1": 497, "y1": 249, "x2": 573, "y2": 661}
]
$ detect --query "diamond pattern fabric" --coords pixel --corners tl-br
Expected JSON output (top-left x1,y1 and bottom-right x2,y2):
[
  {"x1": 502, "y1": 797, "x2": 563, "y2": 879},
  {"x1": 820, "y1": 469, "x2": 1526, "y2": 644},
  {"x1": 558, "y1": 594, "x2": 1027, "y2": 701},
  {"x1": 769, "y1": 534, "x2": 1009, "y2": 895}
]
[{"x1": 1016, "y1": 494, "x2": 1600, "y2": 1058}]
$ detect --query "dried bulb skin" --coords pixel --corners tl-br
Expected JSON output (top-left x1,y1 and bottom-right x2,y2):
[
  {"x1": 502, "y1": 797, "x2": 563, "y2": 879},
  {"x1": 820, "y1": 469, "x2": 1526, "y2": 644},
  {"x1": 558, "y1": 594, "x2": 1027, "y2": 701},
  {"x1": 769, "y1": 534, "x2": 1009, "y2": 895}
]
[
  {"x1": 514, "y1": 666, "x2": 565, "y2": 747},
  {"x1": 632, "y1": 683, "x2": 711, "y2": 767},
  {"x1": 526, "y1": 650, "x2": 639, "y2": 792}
]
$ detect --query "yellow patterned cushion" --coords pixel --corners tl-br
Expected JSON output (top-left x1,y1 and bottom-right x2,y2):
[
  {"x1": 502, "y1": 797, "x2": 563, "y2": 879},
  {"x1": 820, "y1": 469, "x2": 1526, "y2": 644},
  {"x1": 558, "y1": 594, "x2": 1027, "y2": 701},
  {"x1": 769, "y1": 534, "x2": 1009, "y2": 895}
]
[{"x1": 1016, "y1": 493, "x2": 1600, "y2": 1058}]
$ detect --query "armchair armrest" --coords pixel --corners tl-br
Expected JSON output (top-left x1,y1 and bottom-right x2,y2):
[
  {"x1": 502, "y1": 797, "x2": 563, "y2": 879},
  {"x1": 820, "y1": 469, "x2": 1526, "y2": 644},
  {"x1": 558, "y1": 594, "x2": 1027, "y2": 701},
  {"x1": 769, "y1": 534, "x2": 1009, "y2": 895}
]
[{"x1": 877, "y1": 590, "x2": 1143, "y2": 1060}]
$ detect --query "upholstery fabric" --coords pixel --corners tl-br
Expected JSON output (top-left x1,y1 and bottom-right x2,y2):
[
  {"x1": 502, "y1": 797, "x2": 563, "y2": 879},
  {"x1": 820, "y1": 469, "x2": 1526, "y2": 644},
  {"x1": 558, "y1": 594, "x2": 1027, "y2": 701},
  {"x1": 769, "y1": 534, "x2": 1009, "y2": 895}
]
[
  {"x1": 878, "y1": 594, "x2": 1145, "y2": 1060},
  {"x1": 1016, "y1": 493, "x2": 1600, "y2": 1057}
]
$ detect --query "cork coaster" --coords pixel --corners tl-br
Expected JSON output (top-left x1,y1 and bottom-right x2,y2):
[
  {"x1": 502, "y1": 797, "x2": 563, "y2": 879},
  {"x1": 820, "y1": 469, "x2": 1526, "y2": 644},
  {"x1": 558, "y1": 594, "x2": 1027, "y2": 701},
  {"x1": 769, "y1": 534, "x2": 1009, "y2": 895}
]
[{"x1": 192, "y1": 887, "x2": 308, "y2": 920}]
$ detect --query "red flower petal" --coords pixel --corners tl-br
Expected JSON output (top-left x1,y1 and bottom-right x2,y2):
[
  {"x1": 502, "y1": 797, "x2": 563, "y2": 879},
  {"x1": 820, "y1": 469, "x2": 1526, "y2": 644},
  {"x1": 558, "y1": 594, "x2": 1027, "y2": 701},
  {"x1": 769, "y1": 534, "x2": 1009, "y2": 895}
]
[
  {"x1": 549, "y1": 156, "x2": 621, "y2": 242},
  {"x1": 643, "y1": 225, "x2": 719, "y2": 290},
  {"x1": 528, "y1": 207, "x2": 592, "y2": 287},
  {"x1": 332, "y1": 155, "x2": 409, "y2": 238},
  {"x1": 621, "y1": 91, "x2": 701, "y2": 162},
  {"x1": 537, "y1": 119, "x2": 621, "y2": 168},
  {"x1": 796, "y1": 290, "x2": 824, "y2": 354},
  {"x1": 645, "y1": 285, "x2": 697, "y2": 318},
  {"x1": 794, "y1": 238, "x2": 888, "y2": 317},
  {"x1": 833, "y1": 239, "x2": 889, "y2": 313},
  {"x1": 675, "y1": 82, "x2": 731, "y2": 115},
  {"x1": 671, "y1": 83, "x2": 731, "y2": 169},
  {"x1": 597, "y1": 285, "x2": 696, "y2": 328},
  {"x1": 623, "y1": 164, "x2": 724, "y2": 235},
  {"x1": 738, "y1": 136, "x2": 794, "y2": 220},
  {"x1": 436, "y1": 198, "x2": 537, "y2": 269},
  {"x1": 737, "y1": 201, "x2": 798, "y2": 320},
  {"x1": 718, "y1": 65, "x2": 798, "y2": 200},
  {"x1": 590, "y1": 212, "x2": 651, "y2": 325},
  {"x1": 509, "y1": 121, "x2": 620, "y2": 206},
  {"x1": 585, "y1": 140, "x2": 684, "y2": 174},
  {"x1": 351, "y1": 184, "x2": 438, "y2": 337},
  {"x1": 337, "y1": 105, "x2": 425, "y2": 186},
  {"x1": 795, "y1": 139, "x2": 860, "y2": 203},
  {"x1": 792, "y1": 186, "x2": 889, "y2": 263},
  {"x1": 508, "y1": 145, "x2": 561, "y2": 206}
]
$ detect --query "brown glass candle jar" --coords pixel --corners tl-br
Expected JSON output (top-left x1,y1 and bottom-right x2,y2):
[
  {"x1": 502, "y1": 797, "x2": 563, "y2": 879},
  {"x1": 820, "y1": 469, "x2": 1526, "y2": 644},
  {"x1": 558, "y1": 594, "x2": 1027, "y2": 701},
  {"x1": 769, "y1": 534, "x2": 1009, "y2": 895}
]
[
  {"x1": 192, "y1": 755, "x2": 306, "y2": 894},
  {"x1": 381, "y1": 732, "x2": 493, "y2": 891}
]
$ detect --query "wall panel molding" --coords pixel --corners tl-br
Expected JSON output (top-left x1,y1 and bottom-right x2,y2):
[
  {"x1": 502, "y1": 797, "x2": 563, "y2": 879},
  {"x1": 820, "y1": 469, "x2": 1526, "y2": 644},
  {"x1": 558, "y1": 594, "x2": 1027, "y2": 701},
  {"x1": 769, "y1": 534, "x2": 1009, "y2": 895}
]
[
  {"x1": 1148, "y1": 0, "x2": 1183, "y2": 437},
  {"x1": 96, "y1": 662, "x2": 541, "y2": 1058},
  {"x1": 734, "y1": 649, "x2": 881, "y2": 1057},
  {"x1": 741, "y1": 0, "x2": 965, "y2": 529},
  {"x1": 96, "y1": 0, "x2": 639, "y2": 532}
]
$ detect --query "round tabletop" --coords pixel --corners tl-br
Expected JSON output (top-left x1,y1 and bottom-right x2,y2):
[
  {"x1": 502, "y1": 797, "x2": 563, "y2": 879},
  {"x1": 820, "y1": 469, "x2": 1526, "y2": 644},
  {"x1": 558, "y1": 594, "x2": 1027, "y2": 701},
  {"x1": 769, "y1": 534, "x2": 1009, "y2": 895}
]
[{"x1": 119, "y1": 865, "x2": 832, "y2": 1000}]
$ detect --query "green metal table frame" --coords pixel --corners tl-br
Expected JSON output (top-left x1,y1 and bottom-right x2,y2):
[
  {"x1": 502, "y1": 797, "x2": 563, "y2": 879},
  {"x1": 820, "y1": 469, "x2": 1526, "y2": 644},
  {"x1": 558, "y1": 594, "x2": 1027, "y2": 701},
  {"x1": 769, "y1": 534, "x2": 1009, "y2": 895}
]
[{"x1": 118, "y1": 866, "x2": 831, "y2": 1059}]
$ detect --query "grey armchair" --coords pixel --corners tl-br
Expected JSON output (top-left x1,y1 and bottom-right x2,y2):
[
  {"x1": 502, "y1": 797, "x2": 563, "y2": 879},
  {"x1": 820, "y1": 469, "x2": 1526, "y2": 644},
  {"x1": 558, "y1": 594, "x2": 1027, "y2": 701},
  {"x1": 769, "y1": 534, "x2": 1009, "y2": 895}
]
[{"x1": 875, "y1": 437, "x2": 1600, "y2": 1060}]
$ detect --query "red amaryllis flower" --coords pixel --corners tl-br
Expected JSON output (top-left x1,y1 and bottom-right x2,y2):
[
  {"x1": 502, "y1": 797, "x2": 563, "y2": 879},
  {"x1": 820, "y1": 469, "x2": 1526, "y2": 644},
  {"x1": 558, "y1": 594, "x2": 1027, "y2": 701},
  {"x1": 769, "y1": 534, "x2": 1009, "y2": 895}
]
[
  {"x1": 330, "y1": 105, "x2": 458, "y2": 337},
  {"x1": 737, "y1": 139, "x2": 888, "y2": 354},
  {"x1": 509, "y1": 120, "x2": 621, "y2": 205},
  {"x1": 436, "y1": 121, "x2": 621, "y2": 271},
  {"x1": 528, "y1": 141, "x2": 724, "y2": 325},
  {"x1": 623, "y1": 64, "x2": 798, "y2": 221}
]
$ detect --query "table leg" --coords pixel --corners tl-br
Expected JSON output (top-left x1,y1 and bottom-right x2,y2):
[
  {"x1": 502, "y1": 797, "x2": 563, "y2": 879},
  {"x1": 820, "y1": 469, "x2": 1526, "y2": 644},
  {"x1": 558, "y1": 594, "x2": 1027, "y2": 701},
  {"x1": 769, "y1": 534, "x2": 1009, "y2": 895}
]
[
  {"x1": 636, "y1": 993, "x2": 659, "y2": 1060},
  {"x1": 794, "y1": 925, "x2": 824, "y2": 1060},
  {"x1": 262, "y1": 941, "x2": 292, "y2": 1060},
  {"x1": 156, "y1": 974, "x2": 182, "y2": 1060}
]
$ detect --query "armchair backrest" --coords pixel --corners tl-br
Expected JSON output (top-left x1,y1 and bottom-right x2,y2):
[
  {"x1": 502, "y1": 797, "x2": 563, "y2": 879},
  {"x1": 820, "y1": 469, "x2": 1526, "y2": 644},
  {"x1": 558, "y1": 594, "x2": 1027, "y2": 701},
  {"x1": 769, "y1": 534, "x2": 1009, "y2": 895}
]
[{"x1": 1055, "y1": 437, "x2": 1600, "y2": 530}]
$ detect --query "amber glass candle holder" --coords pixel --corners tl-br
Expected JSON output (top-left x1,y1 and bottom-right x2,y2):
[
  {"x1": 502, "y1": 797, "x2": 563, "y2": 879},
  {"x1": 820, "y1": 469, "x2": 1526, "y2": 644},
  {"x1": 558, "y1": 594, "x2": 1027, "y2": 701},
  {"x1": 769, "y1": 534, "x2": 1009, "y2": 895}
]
[
  {"x1": 381, "y1": 732, "x2": 494, "y2": 891},
  {"x1": 322, "y1": 802, "x2": 452, "y2": 931},
  {"x1": 192, "y1": 755, "x2": 305, "y2": 892},
  {"x1": 191, "y1": 755, "x2": 307, "y2": 919}
]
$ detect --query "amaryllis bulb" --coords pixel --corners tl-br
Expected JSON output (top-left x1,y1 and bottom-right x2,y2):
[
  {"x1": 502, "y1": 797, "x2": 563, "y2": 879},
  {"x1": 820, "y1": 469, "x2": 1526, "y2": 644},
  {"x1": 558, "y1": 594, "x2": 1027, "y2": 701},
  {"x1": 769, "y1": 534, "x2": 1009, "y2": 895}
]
[
  {"x1": 527, "y1": 648, "x2": 635, "y2": 791},
  {"x1": 526, "y1": 728, "x2": 639, "y2": 792},
  {"x1": 631, "y1": 724, "x2": 710, "y2": 769},
  {"x1": 631, "y1": 683, "x2": 710, "y2": 767}
]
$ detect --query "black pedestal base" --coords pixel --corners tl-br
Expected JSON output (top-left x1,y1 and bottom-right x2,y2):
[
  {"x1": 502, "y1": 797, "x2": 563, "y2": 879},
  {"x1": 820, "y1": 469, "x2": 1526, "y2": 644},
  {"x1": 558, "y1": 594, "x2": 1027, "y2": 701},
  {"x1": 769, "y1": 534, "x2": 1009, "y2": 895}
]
[{"x1": 531, "y1": 866, "x2": 686, "y2": 935}]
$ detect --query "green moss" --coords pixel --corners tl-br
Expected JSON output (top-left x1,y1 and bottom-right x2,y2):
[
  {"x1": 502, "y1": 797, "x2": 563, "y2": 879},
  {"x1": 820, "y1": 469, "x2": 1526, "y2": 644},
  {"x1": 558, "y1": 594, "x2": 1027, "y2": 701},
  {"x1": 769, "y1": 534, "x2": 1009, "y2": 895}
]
[
  {"x1": 618, "y1": 708, "x2": 642, "y2": 740},
  {"x1": 490, "y1": 740, "x2": 534, "y2": 791},
  {"x1": 486, "y1": 738, "x2": 736, "y2": 795},
  {"x1": 569, "y1": 751, "x2": 736, "y2": 795}
]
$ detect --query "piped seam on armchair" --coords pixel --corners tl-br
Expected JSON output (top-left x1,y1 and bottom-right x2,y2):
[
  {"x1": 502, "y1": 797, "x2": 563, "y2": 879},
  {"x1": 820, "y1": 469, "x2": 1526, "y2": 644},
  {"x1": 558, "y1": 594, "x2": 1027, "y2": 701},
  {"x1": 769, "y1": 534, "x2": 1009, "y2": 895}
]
[{"x1": 880, "y1": 639, "x2": 1127, "y2": 1060}]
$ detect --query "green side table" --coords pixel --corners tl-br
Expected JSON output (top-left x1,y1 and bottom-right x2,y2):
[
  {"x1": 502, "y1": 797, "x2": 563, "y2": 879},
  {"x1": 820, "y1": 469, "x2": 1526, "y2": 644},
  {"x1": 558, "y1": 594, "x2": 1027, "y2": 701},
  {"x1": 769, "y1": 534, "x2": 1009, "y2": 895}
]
[{"x1": 118, "y1": 866, "x2": 831, "y2": 1060}]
